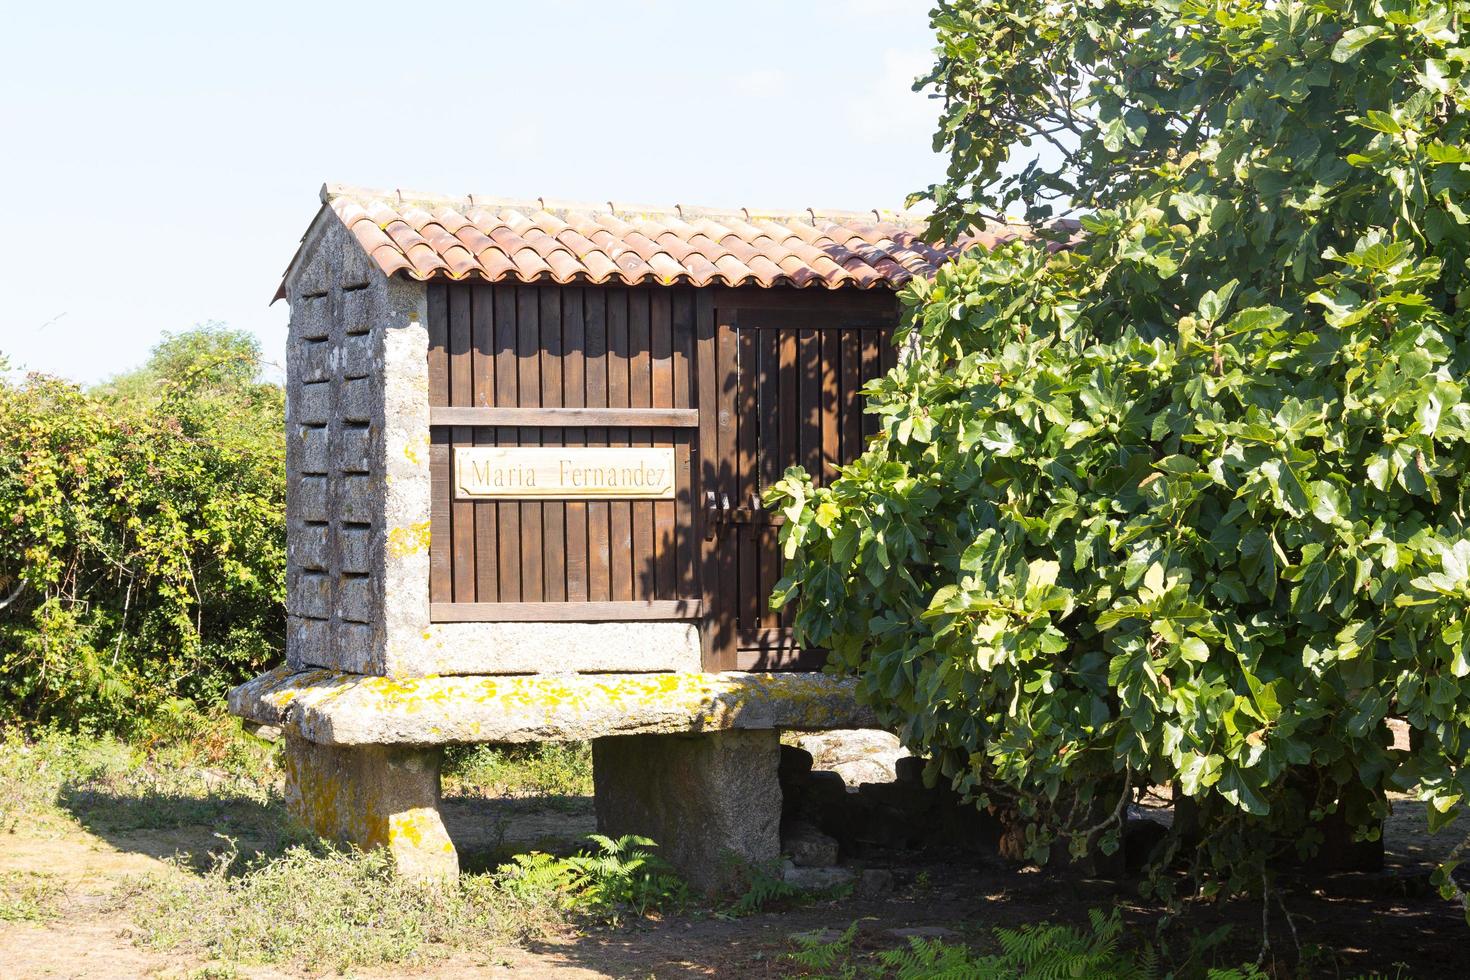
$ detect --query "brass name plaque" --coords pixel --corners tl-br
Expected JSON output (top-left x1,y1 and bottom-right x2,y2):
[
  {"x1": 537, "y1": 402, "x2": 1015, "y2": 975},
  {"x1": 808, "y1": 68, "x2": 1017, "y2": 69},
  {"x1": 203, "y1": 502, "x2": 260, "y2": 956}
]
[{"x1": 454, "y1": 447, "x2": 676, "y2": 500}]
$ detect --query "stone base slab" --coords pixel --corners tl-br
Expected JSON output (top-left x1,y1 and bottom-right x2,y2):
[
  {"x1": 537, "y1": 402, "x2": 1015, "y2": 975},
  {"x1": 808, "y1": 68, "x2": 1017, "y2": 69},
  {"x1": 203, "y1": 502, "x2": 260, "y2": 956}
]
[
  {"x1": 230, "y1": 666, "x2": 875, "y2": 746},
  {"x1": 283, "y1": 733, "x2": 457, "y2": 881},
  {"x1": 593, "y1": 730, "x2": 781, "y2": 894}
]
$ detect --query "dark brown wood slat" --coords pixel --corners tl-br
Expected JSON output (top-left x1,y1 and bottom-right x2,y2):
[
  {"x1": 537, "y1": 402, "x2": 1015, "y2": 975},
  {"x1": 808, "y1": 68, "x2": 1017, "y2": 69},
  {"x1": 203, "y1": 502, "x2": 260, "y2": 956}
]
[
  {"x1": 651, "y1": 292, "x2": 676, "y2": 598},
  {"x1": 779, "y1": 328, "x2": 799, "y2": 474},
  {"x1": 427, "y1": 283, "x2": 452, "y2": 604},
  {"x1": 431, "y1": 599, "x2": 703, "y2": 623},
  {"x1": 471, "y1": 286, "x2": 499, "y2": 602},
  {"x1": 757, "y1": 329, "x2": 783, "y2": 629},
  {"x1": 516, "y1": 286, "x2": 544, "y2": 602},
  {"x1": 428, "y1": 428, "x2": 452, "y2": 603},
  {"x1": 799, "y1": 329, "x2": 822, "y2": 478},
  {"x1": 737, "y1": 327, "x2": 759, "y2": 634},
  {"x1": 861, "y1": 329, "x2": 881, "y2": 439},
  {"x1": 629, "y1": 290, "x2": 655, "y2": 601},
  {"x1": 584, "y1": 289, "x2": 612, "y2": 602},
  {"x1": 539, "y1": 288, "x2": 566, "y2": 602},
  {"x1": 427, "y1": 283, "x2": 449, "y2": 407},
  {"x1": 714, "y1": 309, "x2": 741, "y2": 669},
  {"x1": 494, "y1": 286, "x2": 521, "y2": 601},
  {"x1": 880, "y1": 328, "x2": 898, "y2": 375},
  {"x1": 563, "y1": 289, "x2": 588, "y2": 603},
  {"x1": 821, "y1": 328, "x2": 841, "y2": 483},
  {"x1": 428, "y1": 407, "x2": 698, "y2": 427},
  {"x1": 672, "y1": 289, "x2": 696, "y2": 598},
  {"x1": 449, "y1": 287, "x2": 476, "y2": 602},
  {"x1": 841, "y1": 327, "x2": 863, "y2": 469},
  {"x1": 607, "y1": 290, "x2": 634, "y2": 602},
  {"x1": 778, "y1": 327, "x2": 802, "y2": 632},
  {"x1": 694, "y1": 290, "x2": 719, "y2": 669}
]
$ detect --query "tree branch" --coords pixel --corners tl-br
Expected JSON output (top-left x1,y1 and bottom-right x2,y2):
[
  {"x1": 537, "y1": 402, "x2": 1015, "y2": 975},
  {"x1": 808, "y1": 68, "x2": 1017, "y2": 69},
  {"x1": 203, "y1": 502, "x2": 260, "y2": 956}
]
[{"x1": 0, "y1": 580, "x2": 25, "y2": 613}]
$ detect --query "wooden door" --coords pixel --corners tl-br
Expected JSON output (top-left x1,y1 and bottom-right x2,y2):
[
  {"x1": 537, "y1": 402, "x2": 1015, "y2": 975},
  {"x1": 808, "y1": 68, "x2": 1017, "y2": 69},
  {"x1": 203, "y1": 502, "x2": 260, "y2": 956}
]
[{"x1": 698, "y1": 290, "x2": 898, "y2": 671}]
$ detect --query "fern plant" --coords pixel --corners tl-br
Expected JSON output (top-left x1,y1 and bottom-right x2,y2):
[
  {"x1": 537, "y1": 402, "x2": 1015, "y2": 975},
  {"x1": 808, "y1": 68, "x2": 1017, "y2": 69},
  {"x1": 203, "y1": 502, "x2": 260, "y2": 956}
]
[
  {"x1": 786, "y1": 923, "x2": 863, "y2": 978},
  {"x1": 500, "y1": 833, "x2": 686, "y2": 921},
  {"x1": 720, "y1": 859, "x2": 808, "y2": 917},
  {"x1": 784, "y1": 908, "x2": 1273, "y2": 980}
]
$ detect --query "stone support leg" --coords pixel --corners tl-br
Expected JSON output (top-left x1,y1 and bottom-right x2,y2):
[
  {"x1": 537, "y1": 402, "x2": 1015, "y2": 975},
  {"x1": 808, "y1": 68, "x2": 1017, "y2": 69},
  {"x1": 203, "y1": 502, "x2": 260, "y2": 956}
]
[
  {"x1": 593, "y1": 729, "x2": 780, "y2": 894},
  {"x1": 283, "y1": 733, "x2": 458, "y2": 882}
]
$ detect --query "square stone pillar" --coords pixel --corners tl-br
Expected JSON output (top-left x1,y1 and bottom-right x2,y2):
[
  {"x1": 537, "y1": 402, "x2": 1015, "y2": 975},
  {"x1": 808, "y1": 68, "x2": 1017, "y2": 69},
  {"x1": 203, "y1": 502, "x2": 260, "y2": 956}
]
[
  {"x1": 593, "y1": 729, "x2": 781, "y2": 894},
  {"x1": 283, "y1": 733, "x2": 457, "y2": 882}
]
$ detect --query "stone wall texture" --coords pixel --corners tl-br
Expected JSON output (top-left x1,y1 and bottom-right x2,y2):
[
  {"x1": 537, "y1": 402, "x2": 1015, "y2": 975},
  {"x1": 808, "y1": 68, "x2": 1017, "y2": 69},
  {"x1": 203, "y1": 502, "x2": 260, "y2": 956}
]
[{"x1": 284, "y1": 213, "x2": 395, "y2": 675}]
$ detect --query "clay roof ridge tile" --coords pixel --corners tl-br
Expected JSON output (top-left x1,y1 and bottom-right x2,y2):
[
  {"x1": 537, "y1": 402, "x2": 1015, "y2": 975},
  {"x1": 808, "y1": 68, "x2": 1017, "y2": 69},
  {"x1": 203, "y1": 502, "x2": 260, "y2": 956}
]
[
  {"x1": 711, "y1": 253, "x2": 757, "y2": 287},
  {"x1": 578, "y1": 249, "x2": 622, "y2": 283},
  {"x1": 678, "y1": 251, "x2": 721, "y2": 285},
  {"x1": 553, "y1": 227, "x2": 600, "y2": 259},
  {"x1": 518, "y1": 226, "x2": 582, "y2": 264},
  {"x1": 529, "y1": 209, "x2": 572, "y2": 237},
  {"x1": 594, "y1": 211, "x2": 637, "y2": 237},
  {"x1": 541, "y1": 248, "x2": 585, "y2": 283},
  {"x1": 473, "y1": 246, "x2": 519, "y2": 280},
  {"x1": 432, "y1": 206, "x2": 472, "y2": 235}
]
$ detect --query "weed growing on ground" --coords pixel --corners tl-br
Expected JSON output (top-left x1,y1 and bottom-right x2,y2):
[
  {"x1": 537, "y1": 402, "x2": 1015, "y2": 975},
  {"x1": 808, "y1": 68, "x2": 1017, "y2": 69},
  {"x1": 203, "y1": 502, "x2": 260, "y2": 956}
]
[
  {"x1": 127, "y1": 843, "x2": 564, "y2": 972},
  {"x1": 444, "y1": 740, "x2": 593, "y2": 802},
  {"x1": 502, "y1": 833, "x2": 686, "y2": 923},
  {"x1": 0, "y1": 870, "x2": 67, "y2": 922}
]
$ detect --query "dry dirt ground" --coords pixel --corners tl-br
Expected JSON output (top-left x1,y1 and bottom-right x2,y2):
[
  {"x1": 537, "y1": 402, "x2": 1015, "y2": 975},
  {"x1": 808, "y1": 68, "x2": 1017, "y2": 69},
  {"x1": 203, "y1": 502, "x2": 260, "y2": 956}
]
[{"x1": 2, "y1": 784, "x2": 1470, "y2": 978}]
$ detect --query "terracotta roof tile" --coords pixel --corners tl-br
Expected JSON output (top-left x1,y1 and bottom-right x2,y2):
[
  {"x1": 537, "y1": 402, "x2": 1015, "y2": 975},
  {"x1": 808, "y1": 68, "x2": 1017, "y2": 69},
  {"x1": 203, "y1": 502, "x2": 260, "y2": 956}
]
[{"x1": 284, "y1": 183, "x2": 1033, "y2": 299}]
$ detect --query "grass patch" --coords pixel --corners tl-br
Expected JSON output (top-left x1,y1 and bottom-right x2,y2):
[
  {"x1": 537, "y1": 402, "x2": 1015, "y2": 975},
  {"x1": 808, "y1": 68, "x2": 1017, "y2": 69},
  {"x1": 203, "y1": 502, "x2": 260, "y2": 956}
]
[
  {"x1": 127, "y1": 843, "x2": 565, "y2": 972},
  {"x1": 0, "y1": 870, "x2": 67, "y2": 922},
  {"x1": 445, "y1": 741, "x2": 593, "y2": 802}
]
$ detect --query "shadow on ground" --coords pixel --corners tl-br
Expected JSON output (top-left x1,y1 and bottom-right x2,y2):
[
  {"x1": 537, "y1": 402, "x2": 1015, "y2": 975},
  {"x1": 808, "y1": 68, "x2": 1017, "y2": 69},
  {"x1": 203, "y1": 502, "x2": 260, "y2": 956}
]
[{"x1": 57, "y1": 778, "x2": 297, "y2": 869}]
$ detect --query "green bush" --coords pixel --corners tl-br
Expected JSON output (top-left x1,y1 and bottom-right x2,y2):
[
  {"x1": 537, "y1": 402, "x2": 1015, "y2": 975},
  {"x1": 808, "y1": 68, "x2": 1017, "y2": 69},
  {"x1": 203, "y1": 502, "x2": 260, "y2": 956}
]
[
  {"x1": 0, "y1": 327, "x2": 284, "y2": 731},
  {"x1": 770, "y1": 0, "x2": 1470, "y2": 899}
]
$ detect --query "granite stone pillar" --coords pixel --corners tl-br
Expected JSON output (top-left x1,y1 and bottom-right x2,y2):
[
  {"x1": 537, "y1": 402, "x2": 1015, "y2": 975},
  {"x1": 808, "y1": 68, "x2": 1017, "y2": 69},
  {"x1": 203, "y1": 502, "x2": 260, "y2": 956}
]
[
  {"x1": 283, "y1": 733, "x2": 457, "y2": 882},
  {"x1": 593, "y1": 729, "x2": 781, "y2": 894}
]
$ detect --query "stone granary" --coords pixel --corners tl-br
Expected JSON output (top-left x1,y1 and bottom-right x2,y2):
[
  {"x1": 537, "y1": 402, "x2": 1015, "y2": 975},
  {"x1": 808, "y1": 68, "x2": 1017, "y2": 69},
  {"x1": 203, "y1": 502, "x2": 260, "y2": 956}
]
[{"x1": 230, "y1": 183, "x2": 999, "y2": 888}]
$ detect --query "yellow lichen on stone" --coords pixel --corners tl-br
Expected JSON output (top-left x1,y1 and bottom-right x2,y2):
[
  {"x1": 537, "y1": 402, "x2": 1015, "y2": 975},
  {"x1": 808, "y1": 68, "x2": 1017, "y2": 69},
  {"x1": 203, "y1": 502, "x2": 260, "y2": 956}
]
[
  {"x1": 401, "y1": 433, "x2": 431, "y2": 467},
  {"x1": 233, "y1": 666, "x2": 873, "y2": 746},
  {"x1": 388, "y1": 521, "x2": 432, "y2": 558}
]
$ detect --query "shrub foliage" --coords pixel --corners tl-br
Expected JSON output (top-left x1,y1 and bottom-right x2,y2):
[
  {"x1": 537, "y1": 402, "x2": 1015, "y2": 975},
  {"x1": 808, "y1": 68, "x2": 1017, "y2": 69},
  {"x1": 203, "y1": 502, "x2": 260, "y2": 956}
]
[
  {"x1": 770, "y1": 0, "x2": 1470, "y2": 896},
  {"x1": 0, "y1": 328, "x2": 284, "y2": 729}
]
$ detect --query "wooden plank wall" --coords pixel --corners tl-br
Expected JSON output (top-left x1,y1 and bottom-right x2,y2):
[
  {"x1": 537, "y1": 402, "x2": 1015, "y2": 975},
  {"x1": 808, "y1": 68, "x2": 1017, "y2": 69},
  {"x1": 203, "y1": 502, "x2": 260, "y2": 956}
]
[
  {"x1": 707, "y1": 303, "x2": 896, "y2": 671},
  {"x1": 427, "y1": 283, "x2": 697, "y2": 614},
  {"x1": 740, "y1": 322, "x2": 895, "y2": 651}
]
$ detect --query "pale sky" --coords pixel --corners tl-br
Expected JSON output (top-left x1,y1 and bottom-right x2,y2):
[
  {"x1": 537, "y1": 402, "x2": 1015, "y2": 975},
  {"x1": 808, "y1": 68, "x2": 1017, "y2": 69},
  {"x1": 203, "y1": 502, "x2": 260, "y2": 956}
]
[{"x1": 0, "y1": 0, "x2": 944, "y2": 384}]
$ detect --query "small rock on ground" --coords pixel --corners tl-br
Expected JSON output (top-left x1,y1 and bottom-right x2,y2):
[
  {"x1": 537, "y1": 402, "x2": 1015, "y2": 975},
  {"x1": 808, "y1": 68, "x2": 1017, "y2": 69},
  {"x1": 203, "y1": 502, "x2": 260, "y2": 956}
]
[
  {"x1": 782, "y1": 861, "x2": 856, "y2": 891},
  {"x1": 785, "y1": 824, "x2": 840, "y2": 868}
]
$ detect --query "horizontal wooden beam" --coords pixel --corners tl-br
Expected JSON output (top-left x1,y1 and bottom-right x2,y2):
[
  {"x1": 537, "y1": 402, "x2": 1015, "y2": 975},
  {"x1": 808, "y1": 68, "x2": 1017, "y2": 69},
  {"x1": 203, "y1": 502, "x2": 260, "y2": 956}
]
[
  {"x1": 429, "y1": 407, "x2": 700, "y2": 428},
  {"x1": 430, "y1": 599, "x2": 703, "y2": 623}
]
